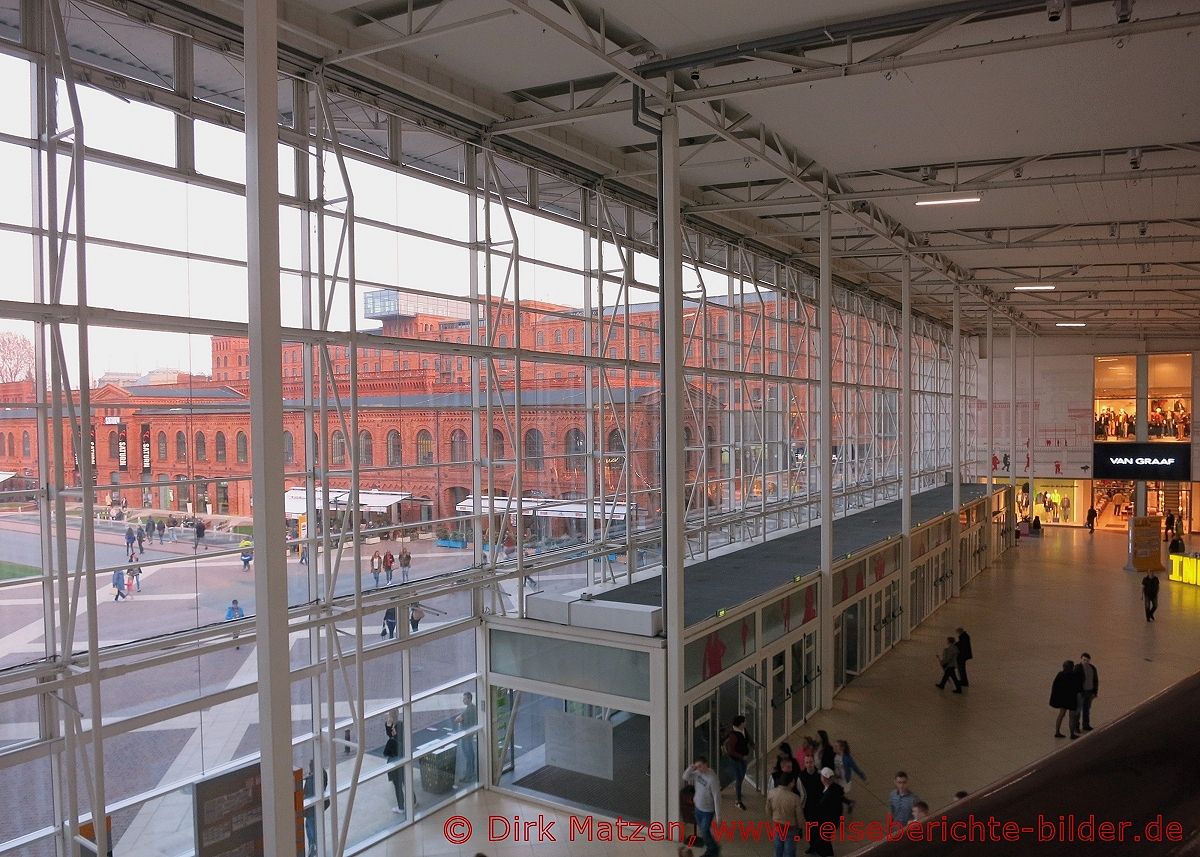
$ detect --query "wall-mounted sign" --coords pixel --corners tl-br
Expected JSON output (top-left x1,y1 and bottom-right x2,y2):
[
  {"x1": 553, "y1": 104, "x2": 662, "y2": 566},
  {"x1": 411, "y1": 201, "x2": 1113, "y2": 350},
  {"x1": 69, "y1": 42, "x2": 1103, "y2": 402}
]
[
  {"x1": 140, "y1": 423, "x2": 152, "y2": 474},
  {"x1": 117, "y1": 424, "x2": 129, "y2": 472},
  {"x1": 1092, "y1": 442, "x2": 1191, "y2": 481}
]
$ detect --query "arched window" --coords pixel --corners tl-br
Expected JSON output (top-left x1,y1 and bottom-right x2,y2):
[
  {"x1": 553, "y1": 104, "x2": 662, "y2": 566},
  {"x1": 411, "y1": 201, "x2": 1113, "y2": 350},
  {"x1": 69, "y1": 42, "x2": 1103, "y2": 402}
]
[
  {"x1": 535, "y1": 330, "x2": 545, "y2": 347},
  {"x1": 567, "y1": 328, "x2": 576, "y2": 344},
  {"x1": 606, "y1": 429, "x2": 624, "y2": 453},
  {"x1": 565, "y1": 428, "x2": 586, "y2": 472},
  {"x1": 214, "y1": 432, "x2": 227, "y2": 462},
  {"x1": 157, "y1": 431, "x2": 167, "y2": 461},
  {"x1": 450, "y1": 429, "x2": 469, "y2": 462},
  {"x1": 523, "y1": 429, "x2": 544, "y2": 471},
  {"x1": 107, "y1": 431, "x2": 119, "y2": 460},
  {"x1": 359, "y1": 430, "x2": 374, "y2": 466},
  {"x1": 283, "y1": 431, "x2": 294, "y2": 465},
  {"x1": 553, "y1": 330, "x2": 562, "y2": 345},
  {"x1": 498, "y1": 333, "x2": 508, "y2": 348},
  {"x1": 331, "y1": 430, "x2": 346, "y2": 465},
  {"x1": 386, "y1": 430, "x2": 402, "y2": 466},
  {"x1": 5, "y1": 433, "x2": 13, "y2": 457},
  {"x1": 194, "y1": 432, "x2": 207, "y2": 462},
  {"x1": 639, "y1": 346, "x2": 647, "y2": 362},
  {"x1": 236, "y1": 432, "x2": 248, "y2": 463},
  {"x1": 175, "y1": 431, "x2": 187, "y2": 462},
  {"x1": 684, "y1": 426, "x2": 694, "y2": 469},
  {"x1": 490, "y1": 428, "x2": 505, "y2": 458},
  {"x1": 416, "y1": 430, "x2": 434, "y2": 465},
  {"x1": 21, "y1": 431, "x2": 30, "y2": 457}
]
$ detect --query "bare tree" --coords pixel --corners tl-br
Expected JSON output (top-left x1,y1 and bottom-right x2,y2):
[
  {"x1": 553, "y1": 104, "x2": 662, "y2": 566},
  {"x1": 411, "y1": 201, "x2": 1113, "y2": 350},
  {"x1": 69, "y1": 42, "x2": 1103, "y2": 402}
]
[{"x1": 0, "y1": 332, "x2": 35, "y2": 383}]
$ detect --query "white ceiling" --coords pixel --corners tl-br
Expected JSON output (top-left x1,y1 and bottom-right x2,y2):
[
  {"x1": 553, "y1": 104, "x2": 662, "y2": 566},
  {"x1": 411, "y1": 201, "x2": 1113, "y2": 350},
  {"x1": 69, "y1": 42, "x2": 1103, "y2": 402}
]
[{"x1": 282, "y1": 0, "x2": 1200, "y2": 335}]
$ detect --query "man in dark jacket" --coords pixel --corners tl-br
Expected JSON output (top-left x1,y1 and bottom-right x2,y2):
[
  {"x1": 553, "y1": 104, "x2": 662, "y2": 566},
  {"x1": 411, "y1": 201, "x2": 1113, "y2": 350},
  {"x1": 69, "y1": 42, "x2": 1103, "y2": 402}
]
[
  {"x1": 1050, "y1": 660, "x2": 1083, "y2": 739},
  {"x1": 1142, "y1": 573, "x2": 1160, "y2": 622},
  {"x1": 1086, "y1": 506, "x2": 1097, "y2": 533},
  {"x1": 1076, "y1": 653, "x2": 1100, "y2": 731},
  {"x1": 810, "y1": 767, "x2": 845, "y2": 856},
  {"x1": 798, "y1": 754, "x2": 823, "y2": 827},
  {"x1": 955, "y1": 627, "x2": 973, "y2": 687}
]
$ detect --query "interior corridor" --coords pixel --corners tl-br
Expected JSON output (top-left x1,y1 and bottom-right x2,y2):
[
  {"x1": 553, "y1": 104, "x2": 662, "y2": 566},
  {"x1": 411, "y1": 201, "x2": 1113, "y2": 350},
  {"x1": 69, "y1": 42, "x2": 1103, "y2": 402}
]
[{"x1": 366, "y1": 527, "x2": 1200, "y2": 857}]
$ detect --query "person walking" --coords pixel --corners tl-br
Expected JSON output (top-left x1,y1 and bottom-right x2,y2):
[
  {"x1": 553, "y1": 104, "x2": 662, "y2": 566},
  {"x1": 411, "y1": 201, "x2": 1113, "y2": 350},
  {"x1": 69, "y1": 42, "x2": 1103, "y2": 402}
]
[
  {"x1": 833, "y1": 740, "x2": 866, "y2": 814},
  {"x1": 370, "y1": 550, "x2": 383, "y2": 588},
  {"x1": 935, "y1": 637, "x2": 963, "y2": 692},
  {"x1": 409, "y1": 604, "x2": 425, "y2": 632},
  {"x1": 398, "y1": 545, "x2": 411, "y2": 584},
  {"x1": 136, "y1": 524, "x2": 146, "y2": 554},
  {"x1": 1076, "y1": 653, "x2": 1100, "y2": 732},
  {"x1": 1142, "y1": 572, "x2": 1160, "y2": 622},
  {"x1": 888, "y1": 772, "x2": 920, "y2": 824},
  {"x1": 381, "y1": 606, "x2": 397, "y2": 639},
  {"x1": 299, "y1": 543, "x2": 309, "y2": 565},
  {"x1": 240, "y1": 540, "x2": 253, "y2": 572},
  {"x1": 125, "y1": 526, "x2": 136, "y2": 555},
  {"x1": 384, "y1": 725, "x2": 405, "y2": 815},
  {"x1": 814, "y1": 730, "x2": 835, "y2": 771},
  {"x1": 798, "y1": 754, "x2": 823, "y2": 828},
  {"x1": 1085, "y1": 506, "x2": 1097, "y2": 533},
  {"x1": 682, "y1": 757, "x2": 722, "y2": 857},
  {"x1": 1050, "y1": 659, "x2": 1082, "y2": 738},
  {"x1": 1164, "y1": 511, "x2": 1175, "y2": 542},
  {"x1": 955, "y1": 627, "x2": 973, "y2": 687},
  {"x1": 225, "y1": 599, "x2": 245, "y2": 648},
  {"x1": 303, "y1": 761, "x2": 328, "y2": 857},
  {"x1": 1169, "y1": 533, "x2": 1186, "y2": 554},
  {"x1": 765, "y1": 772, "x2": 805, "y2": 857},
  {"x1": 156, "y1": 518, "x2": 165, "y2": 544},
  {"x1": 453, "y1": 692, "x2": 478, "y2": 780},
  {"x1": 194, "y1": 519, "x2": 207, "y2": 551},
  {"x1": 128, "y1": 552, "x2": 142, "y2": 592},
  {"x1": 810, "y1": 768, "x2": 844, "y2": 857},
  {"x1": 723, "y1": 714, "x2": 753, "y2": 810},
  {"x1": 112, "y1": 568, "x2": 128, "y2": 601}
]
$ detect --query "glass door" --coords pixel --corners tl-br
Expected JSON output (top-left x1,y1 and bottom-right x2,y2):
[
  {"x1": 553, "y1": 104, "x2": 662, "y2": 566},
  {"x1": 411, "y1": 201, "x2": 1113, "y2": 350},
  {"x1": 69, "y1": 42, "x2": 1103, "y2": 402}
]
[
  {"x1": 688, "y1": 692, "x2": 718, "y2": 769},
  {"x1": 870, "y1": 589, "x2": 884, "y2": 662},
  {"x1": 737, "y1": 672, "x2": 766, "y2": 795},
  {"x1": 769, "y1": 651, "x2": 787, "y2": 746}
]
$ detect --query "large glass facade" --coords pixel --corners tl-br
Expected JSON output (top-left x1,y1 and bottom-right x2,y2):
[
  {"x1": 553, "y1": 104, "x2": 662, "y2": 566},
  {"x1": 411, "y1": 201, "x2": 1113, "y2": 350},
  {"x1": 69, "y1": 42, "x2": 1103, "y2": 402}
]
[{"x1": 0, "y1": 3, "x2": 977, "y2": 854}]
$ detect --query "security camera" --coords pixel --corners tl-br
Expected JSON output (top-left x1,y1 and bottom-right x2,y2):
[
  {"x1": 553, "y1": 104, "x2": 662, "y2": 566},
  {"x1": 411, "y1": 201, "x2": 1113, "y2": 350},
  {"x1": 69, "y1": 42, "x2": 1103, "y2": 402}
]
[
  {"x1": 1138, "y1": 220, "x2": 1148, "y2": 237},
  {"x1": 1128, "y1": 148, "x2": 1142, "y2": 170},
  {"x1": 1046, "y1": 0, "x2": 1065, "y2": 22}
]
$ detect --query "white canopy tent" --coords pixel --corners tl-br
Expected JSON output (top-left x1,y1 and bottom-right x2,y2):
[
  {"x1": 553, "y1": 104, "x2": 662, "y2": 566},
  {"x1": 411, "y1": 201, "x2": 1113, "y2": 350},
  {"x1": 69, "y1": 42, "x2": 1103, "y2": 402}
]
[{"x1": 455, "y1": 495, "x2": 631, "y2": 520}]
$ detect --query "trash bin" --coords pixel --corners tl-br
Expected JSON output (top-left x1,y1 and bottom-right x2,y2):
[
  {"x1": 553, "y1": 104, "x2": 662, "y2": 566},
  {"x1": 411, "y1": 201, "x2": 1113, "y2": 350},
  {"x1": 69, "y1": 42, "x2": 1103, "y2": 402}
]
[{"x1": 419, "y1": 745, "x2": 458, "y2": 794}]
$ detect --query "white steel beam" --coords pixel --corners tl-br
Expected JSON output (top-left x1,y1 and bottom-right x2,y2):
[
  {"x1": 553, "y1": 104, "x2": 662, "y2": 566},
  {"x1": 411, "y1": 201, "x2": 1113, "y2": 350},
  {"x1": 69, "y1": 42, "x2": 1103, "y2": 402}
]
[
  {"x1": 245, "y1": 0, "x2": 293, "y2": 852},
  {"x1": 950, "y1": 287, "x2": 961, "y2": 598},
  {"x1": 900, "y1": 254, "x2": 913, "y2": 641},
  {"x1": 818, "y1": 203, "x2": 834, "y2": 709}
]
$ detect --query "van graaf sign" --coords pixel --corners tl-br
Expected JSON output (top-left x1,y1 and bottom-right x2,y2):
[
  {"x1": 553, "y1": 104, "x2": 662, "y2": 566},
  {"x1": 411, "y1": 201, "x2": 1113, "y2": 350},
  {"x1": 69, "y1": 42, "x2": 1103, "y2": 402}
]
[{"x1": 1092, "y1": 442, "x2": 1192, "y2": 481}]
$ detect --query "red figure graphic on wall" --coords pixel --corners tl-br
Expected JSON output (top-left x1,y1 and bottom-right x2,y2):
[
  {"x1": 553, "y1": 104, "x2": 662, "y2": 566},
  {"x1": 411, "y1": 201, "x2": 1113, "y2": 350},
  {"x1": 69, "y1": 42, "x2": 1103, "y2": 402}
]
[
  {"x1": 740, "y1": 619, "x2": 750, "y2": 655},
  {"x1": 803, "y1": 586, "x2": 817, "y2": 623},
  {"x1": 1054, "y1": 460, "x2": 1063, "y2": 475},
  {"x1": 992, "y1": 454, "x2": 1000, "y2": 472},
  {"x1": 782, "y1": 596, "x2": 792, "y2": 633},
  {"x1": 702, "y1": 632, "x2": 726, "y2": 680}
]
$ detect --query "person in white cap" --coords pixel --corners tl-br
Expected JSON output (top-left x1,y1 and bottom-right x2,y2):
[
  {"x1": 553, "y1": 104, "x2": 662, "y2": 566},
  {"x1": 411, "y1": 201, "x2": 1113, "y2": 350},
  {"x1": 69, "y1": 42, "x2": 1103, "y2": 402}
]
[{"x1": 809, "y1": 767, "x2": 844, "y2": 856}]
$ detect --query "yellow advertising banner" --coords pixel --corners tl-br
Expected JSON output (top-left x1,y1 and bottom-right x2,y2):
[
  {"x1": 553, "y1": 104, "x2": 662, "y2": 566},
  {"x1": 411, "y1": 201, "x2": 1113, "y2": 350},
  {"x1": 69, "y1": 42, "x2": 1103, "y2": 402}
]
[{"x1": 1130, "y1": 516, "x2": 1165, "y2": 573}]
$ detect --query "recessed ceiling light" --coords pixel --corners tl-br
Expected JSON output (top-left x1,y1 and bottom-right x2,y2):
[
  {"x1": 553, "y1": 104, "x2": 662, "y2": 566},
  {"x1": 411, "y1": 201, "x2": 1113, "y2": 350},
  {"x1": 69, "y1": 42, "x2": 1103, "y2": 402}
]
[
  {"x1": 915, "y1": 194, "x2": 982, "y2": 206},
  {"x1": 1055, "y1": 322, "x2": 1087, "y2": 327},
  {"x1": 1013, "y1": 285, "x2": 1055, "y2": 291}
]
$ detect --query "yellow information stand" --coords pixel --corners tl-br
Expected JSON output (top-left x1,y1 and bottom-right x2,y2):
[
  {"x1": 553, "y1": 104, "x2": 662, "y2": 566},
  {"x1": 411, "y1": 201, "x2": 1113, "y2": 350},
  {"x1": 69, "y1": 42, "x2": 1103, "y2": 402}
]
[{"x1": 1127, "y1": 517, "x2": 1165, "y2": 573}]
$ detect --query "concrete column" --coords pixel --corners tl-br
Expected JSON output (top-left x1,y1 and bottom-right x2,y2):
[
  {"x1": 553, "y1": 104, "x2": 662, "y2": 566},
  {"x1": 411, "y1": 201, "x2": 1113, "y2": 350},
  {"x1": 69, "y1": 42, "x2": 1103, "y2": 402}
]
[
  {"x1": 660, "y1": 108, "x2": 687, "y2": 823},
  {"x1": 818, "y1": 204, "x2": 835, "y2": 708},
  {"x1": 899, "y1": 254, "x2": 913, "y2": 641},
  {"x1": 1135, "y1": 353, "x2": 1149, "y2": 515},
  {"x1": 1009, "y1": 324, "x2": 1018, "y2": 535},
  {"x1": 245, "y1": 1, "x2": 293, "y2": 850},
  {"x1": 951, "y1": 288, "x2": 962, "y2": 597},
  {"x1": 1028, "y1": 335, "x2": 1036, "y2": 525},
  {"x1": 986, "y1": 311, "x2": 994, "y2": 555}
]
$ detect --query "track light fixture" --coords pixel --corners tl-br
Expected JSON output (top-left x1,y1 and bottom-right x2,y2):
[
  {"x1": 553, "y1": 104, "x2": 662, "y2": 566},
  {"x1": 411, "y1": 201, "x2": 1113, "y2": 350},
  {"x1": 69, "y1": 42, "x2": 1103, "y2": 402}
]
[
  {"x1": 1114, "y1": 0, "x2": 1132, "y2": 23},
  {"x1": 1138, "y1": 220, "x2": 1148, "y2": 237},
  {"x1": 1047, "y1": 0, "x2": 1065, "y2": 22},
  {"x1": 1128, "y1": 147, "x2": 1142, "y2": 170},
  {"x1": 1140, "y1": 263, "x2": 1151, "y2": 274},
  {"x1": 1013, "y1": 166, "x2": 1024, "y2": 179},
  {"x1": 920, "y1": 165, "x2": 938, "y2": 182},
  {"x1": 690, "y1": 68, "x2": 701, "y2": 82},
  {"x1": 1108, "y1": 222, "x2": 1119, "y2": 238}
]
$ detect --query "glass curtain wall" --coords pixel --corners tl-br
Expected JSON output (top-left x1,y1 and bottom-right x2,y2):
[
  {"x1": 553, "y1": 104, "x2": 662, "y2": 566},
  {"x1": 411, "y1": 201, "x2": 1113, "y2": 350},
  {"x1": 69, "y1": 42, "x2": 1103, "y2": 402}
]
[{"x1": 0, "y1": 2, "x2": 970, "y2": 855}]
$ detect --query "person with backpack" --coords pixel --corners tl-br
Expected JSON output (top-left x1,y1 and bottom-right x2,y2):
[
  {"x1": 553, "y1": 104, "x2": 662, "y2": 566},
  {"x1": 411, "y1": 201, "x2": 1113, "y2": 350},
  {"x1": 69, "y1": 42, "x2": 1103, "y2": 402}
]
[
  {"x1": 722, "y1": 714, "x2": 753, "y2": 810},
  {"x1": 383, "y1": 549, "x2": 395, "y2": 585},
  {"x1": 135, "y1": 525, "x2": 146, "y2": 554},
  {"x1": 240, "y1": 540, "x2": 253, "y2": 572},
  {"x1": 112, "y1": 568, "x2": 128, "y2": 601},
  {"x1": 125, "y1": 526, "x2": 136, "y2": 554}
]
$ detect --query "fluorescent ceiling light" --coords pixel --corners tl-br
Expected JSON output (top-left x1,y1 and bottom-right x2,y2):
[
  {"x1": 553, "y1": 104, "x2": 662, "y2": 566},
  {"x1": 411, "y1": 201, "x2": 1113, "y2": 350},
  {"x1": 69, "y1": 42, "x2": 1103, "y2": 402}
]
[
  {"x1": 1055, "y1": 322, "x2": 1087, "y2": 327},
  {"x1": 914, "y1": 194, "x2": 982, "y2": 206},
  {"x1": 1013, "y1": 284, "x2": 1055, "y2": 291}
]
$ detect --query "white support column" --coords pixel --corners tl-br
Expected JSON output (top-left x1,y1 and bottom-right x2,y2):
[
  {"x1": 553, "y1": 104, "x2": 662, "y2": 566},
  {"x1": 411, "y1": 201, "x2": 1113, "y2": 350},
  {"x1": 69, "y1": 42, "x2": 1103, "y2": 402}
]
[
  {"x1": 1009, "y1": 324, "x2": 1017, "y2": 502},
  {"x1": 899, "y1": 254, "x2": 913, "y2": 641},
  {"x1": 986, "y1": 311, "x2": 994, "y2": 551},
  {"x1": 951, "y1": 288, "x2": 962, "y2": 597},
  {"x1": 661, "y1": 107, "x2": 687, "y2": 824},
  {"x1": 1135, "y1": 353, "x2": 1149, "y2": 515},
  {"x1": 818, "y1": 203, "x2": 835, "y2": 708},
  {"x1": 1028, "y1": 335, "x2": 1037, "y2": 525},
  {"x1": 245, "y1": 1, "x2": 292, "y2": 851}
]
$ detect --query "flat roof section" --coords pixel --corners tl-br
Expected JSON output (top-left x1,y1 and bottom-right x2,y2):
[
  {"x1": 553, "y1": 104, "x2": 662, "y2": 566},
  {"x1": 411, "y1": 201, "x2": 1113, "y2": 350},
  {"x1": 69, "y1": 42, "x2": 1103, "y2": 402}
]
[{"x1": 603, "y1": 483, "x2": 992, "y2": 628}]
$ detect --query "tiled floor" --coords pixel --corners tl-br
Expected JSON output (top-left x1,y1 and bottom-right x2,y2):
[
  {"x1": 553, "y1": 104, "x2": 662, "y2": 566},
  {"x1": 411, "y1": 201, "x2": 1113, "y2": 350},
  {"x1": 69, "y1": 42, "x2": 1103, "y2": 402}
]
[{"x1": 364, "y1": 528, "x2": 1200, "y2": 857}]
